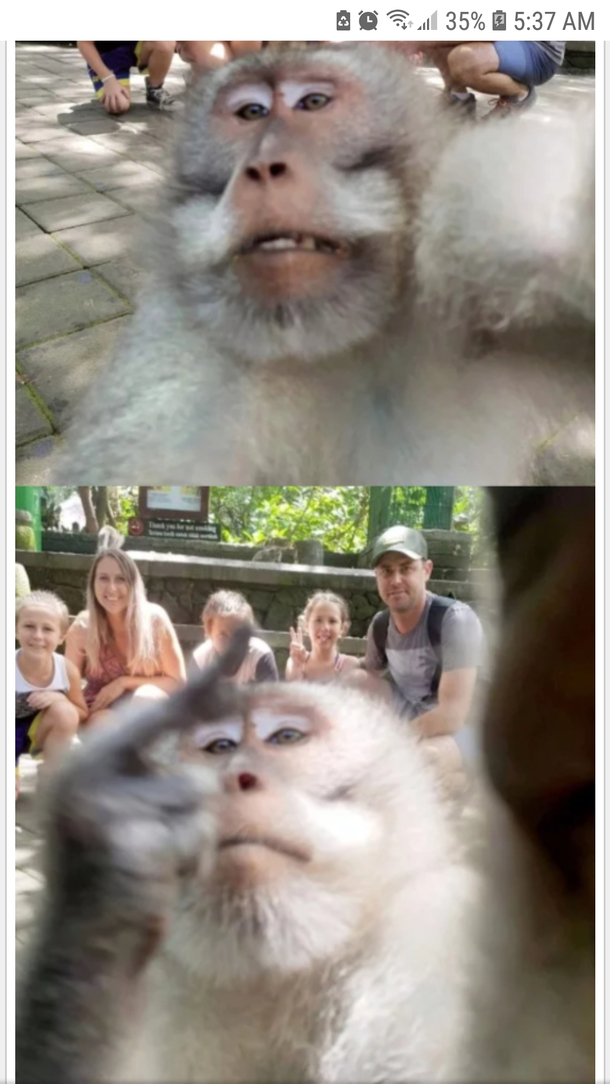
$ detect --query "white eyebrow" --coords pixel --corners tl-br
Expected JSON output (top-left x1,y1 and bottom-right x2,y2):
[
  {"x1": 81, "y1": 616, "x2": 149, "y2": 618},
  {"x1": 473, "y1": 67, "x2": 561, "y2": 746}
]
[
  {"x1": 249, "y1": 709, "x2": 312, "y2": 741},
  {"x1": 279, "y1": 80, "x2": 335, "y2": 108},
  {"x1": 225, "y1": 83, "x2": 273, "y2": 112},
  {"x1": 192, "y1": 717, "x2": 243, "y2": 746}
]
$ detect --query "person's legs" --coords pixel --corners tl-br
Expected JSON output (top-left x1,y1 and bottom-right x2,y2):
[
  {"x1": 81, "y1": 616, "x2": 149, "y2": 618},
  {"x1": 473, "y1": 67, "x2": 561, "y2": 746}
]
[
  {"x1": 86, "y1": 44, "x2": 133, "y2": 114},
  {"x1": 138, "y1": 41, "x2": 177, "y2": 86},
  {"x1": 448, "y1": 42, "x2": 529, "y2": 97},
  {"x1": 176, "y1": 41, "x2": 231, "y2": 69},
  {"x1": 132, "y1": 684, "x2": 169, "y2": 702},
  {"x1": 419, "y1": 735, "x2": 469, "y2": 800},
  {"x1": 427, "y1": 44, "x2": 469, "y2": 92},
  {"x1": 33, "y1": 700, "x2": 80, "y2": 766}
]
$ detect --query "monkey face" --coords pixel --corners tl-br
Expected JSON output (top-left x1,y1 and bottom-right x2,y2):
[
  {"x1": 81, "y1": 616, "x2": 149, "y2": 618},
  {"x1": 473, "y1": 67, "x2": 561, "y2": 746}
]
[
  {"x1": 170, "y1": 682, "x2": 452, "y2": 978},
  {"x1": 165, "y1": 46, "x2": 426, "y2": 363}
]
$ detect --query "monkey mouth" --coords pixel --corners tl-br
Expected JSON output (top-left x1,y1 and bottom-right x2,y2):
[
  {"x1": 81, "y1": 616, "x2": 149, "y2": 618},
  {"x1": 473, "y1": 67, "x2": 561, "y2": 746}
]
[
  {"x1": 219, "y1": 834, "x2": 310, "y2": 862},
  {"x1": 238, "y1": 232, "x2": 348, "y2": 257}
]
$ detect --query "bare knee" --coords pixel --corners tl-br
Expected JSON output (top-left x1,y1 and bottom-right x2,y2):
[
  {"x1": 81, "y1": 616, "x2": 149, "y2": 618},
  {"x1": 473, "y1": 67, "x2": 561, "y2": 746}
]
[
  {"x1": 41, "y1": 699, "x2": 79, "y2": 735},
  {"x1": 448, "y1": 44, "x2": 482, "y2": 84},
  {"x1": 132, "y1": 684, "x2": 168, "y2": 702},
  {"x1": 149, "y1": 41, "x2": 177, "y2": 57},
  {"x1": 420, "y1": 735, "x2": 464, "y2": 774}
]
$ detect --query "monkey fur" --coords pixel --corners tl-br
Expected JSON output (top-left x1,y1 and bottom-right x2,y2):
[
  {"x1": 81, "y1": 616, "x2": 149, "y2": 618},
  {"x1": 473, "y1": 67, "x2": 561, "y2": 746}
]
[
  {"x1": 56, "y1": 45, "x2": 594, "y2": 484},
  {"x1": 16, "y1": 489, "x2": 594, "y2": 1083}
]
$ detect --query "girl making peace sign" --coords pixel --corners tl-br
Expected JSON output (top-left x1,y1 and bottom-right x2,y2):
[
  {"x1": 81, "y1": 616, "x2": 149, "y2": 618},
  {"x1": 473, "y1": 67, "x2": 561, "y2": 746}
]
[{"x1": 285, "y1": 592, "x2": 360, "y2": 683}]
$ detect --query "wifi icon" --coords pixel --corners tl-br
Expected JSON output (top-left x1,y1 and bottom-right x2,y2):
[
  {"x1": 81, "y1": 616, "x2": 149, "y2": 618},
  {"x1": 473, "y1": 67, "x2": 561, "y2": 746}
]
[{"x1": 387, "y1": 8, "x2": 411, "y2": 28}]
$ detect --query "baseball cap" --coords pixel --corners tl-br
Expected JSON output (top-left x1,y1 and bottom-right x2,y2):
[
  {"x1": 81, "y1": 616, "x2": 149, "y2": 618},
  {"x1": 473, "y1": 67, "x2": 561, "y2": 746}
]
[{"x1": 371, "y1": 525, "x2": 428, "y2": 566}]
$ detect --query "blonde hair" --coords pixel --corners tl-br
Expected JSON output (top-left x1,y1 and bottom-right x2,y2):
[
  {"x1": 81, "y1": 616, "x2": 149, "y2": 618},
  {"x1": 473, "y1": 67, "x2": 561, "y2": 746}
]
[
  {"x1": 85, "y1": 527, "x2": 158, "y2": 676},
  {"x1": 300, "y1": 591, "x2": 351, "y2": 637},
  {"x1": 16, "y1": 590, "x2": 70, "y2": 635},
  {"x1": 202, "y1": 590, "x2": 254, "y2": 635}
]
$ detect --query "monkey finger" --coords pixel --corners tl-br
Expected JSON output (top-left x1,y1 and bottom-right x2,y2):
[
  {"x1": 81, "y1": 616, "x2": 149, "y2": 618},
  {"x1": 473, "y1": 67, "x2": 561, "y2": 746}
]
[{"x1": 79, "y1": 627, "x2": 252, "y2": 773}]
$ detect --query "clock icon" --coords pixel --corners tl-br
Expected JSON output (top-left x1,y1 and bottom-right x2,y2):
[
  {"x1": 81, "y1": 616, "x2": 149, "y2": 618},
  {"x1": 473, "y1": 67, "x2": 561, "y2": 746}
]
[{"x1": 359, "y1": 10, "x2": 379, "y2": 29}]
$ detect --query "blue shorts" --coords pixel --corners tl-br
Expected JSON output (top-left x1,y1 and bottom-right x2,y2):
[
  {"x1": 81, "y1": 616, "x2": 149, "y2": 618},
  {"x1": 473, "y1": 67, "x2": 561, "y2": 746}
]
[
  {"x1": 87, "y1": 42, "x2": 147, "y2": 98},
  {"x1": 494, "y1": 42, "x2": 560, "y2": 87},
  {"x1": 15, "y1": 712, "x2": 42, "y2": 766}
]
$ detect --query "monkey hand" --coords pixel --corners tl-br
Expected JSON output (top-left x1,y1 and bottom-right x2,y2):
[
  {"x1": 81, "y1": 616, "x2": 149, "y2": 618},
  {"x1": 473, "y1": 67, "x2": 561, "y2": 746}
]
[{"x1": 41, "y1": 630, "x2": 249, "y2": 976}]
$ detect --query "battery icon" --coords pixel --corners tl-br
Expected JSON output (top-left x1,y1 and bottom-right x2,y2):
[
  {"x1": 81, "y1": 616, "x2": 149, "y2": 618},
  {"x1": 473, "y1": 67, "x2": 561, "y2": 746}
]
[{"x1": 492, "y1": 10, "x2": 507, "y2": 30}]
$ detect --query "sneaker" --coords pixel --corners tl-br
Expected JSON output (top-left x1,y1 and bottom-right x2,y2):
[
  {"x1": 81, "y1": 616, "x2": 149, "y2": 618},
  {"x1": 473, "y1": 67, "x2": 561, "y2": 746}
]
[
  {"x1": 442, "y1": 90, "x2": 477, "y2": 116},
  {"x1": 145, "y1": 77, "x2": 180, "y2": 111},
  {"x1": 484, "y1": 85, "x2": 537, "y2": 119}
]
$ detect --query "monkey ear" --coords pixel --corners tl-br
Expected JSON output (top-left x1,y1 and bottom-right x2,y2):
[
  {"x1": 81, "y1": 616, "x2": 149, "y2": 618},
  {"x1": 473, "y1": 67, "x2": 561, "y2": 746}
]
[{"x1": 482, "y1": 488, "x2": 594, "y2": 906}]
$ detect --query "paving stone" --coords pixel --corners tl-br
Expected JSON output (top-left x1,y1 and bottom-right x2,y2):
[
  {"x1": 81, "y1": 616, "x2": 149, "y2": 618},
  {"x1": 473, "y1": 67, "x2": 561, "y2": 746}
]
[
  {"x1": 105, "y1": 185, "x2": 160, "y2": 216},
  {"x1": 15, "y1": 835, "x2": 44, "y2": 873},
  {"x1": 16, "y1": 270, "x2": 131, "y2": 348},
  {"x1": 15, "y1": 91, "x2": 58, "y2": 105},
  {"x1": 54, "y1": 213, "x2": 142, "y2": 265},
  {"x1": 33, "y1": 138, "x2": 125, "y2": 173},
  {"x1": 75, "y1": 160, "x2": 161, "y2": 192},
  {"x1": 17, "y1": 318, "x2": 128, "y2": 429},
  {"x1": 16, "y1": 232, "x2": 82, "y2": 287},
  {"x1": 16, "y1": 437, "x2": 65, "y2": 484},
  {"x1": 92, "y1": 257, "x2": 145, "y2": 303},
  {"x1": 16, "y1": 868, "x2": 45, "y2": 896},
  {"x1": 67, "y1": 117, "x2": 122, "y2": 136},
  {"x1": 20, "y1": 192, "x2": 131, "y2": 232},
  {"x1": 32, "y1": 99, "x2": 99, "y2": 119},
  {"x1": 15, "y1": 156, "x2": 69, "y2": 180},
  {"x1": 16, "y1": 207, "x2": 42, "y2": 238},
  {"x1": 15, "y1": 140, "x2": 42, "y2": 159},
  {"x1": 16, "y1": 172, "x2": 94, "y2": 204},
  {"x1": 15, "y1": 891, "x2": 39, "y2": 932},
  {"x1": 16, "y1": 384, "x2": 53, "y2": 442},
  {"x1": 14, "y1": 119, "x2": 74, "y2": 143}
]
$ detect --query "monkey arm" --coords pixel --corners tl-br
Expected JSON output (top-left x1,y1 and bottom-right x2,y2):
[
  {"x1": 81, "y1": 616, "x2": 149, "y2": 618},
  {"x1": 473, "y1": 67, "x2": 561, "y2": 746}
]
[
  {"x1": 413, "y1": 667, "x2": 478, "y2": 738},
  {"x1": 17, "y1": 910, "x2": 146, "y2": 1084}
]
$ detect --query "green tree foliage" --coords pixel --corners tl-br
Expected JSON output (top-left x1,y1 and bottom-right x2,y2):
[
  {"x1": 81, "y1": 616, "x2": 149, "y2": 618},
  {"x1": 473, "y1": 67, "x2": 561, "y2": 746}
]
[
  {"x1": 210, "y1": 487, "x2": 370, "y2": 551},
  {"x1": 38, "y1": 487, "x2": 483, "y2": 554}
]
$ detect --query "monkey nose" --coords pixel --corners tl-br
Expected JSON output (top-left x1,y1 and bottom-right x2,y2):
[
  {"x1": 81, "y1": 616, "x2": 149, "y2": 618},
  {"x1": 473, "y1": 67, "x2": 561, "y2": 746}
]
[
  {"x1": 244, "y1": 160, "x2": 289, "y2": 184},
  {"x1": 237, "y1": 771, "x2": 258, "y2": 790}
]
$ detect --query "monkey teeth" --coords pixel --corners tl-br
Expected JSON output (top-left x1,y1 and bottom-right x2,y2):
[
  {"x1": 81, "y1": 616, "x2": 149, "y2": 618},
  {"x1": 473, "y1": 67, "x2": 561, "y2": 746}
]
[{"x1": 243, "y1": 233, "x2": 342, "y2": 255}]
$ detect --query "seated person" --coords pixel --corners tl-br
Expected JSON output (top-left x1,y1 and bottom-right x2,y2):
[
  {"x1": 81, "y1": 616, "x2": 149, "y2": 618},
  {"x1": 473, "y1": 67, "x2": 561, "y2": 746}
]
[
  {"x1": 15, "y1": 591, "x2": 88, "y2": 798},
  {"x1": 285, "y1": 591, "x2": 360, "y2": 683},
  {"x1": 65, "y1": 528, "x2": 185, "y2": 726},
  {"x1": 363, "y1": 525, "x2": 484, "y2": 797},
  {"x1": 405, "y1": 40, "x2": 566, "y2": 116},
  {"x1": 77, "y1": 40, "x2": 181, "y2": 113},
  {"x1": 193, "y1": 591, "x2": 279, "y2": 684}
]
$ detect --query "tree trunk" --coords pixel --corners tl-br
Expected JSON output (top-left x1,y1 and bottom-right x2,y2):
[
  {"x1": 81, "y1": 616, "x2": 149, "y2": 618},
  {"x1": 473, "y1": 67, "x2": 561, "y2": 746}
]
[
  {"x1": 94, "y1": 487, "x2": 115, "y2": 529},
  {"x1": 77, "y1": 487, "x2": 99, "y2": 534}
]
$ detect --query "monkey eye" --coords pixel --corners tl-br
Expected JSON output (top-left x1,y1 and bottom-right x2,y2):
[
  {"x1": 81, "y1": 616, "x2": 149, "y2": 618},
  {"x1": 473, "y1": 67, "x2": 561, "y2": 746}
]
[
  {"x1": 267, "y1": 727, "x2": 306, "y2": 746},
  {"x1": 297, "y1": 92, "x2": 330, "y2": 111},
  {"x1": 236, "y1": 102, "x2": 270, "y2": 120},
  {"x1": 203, "y1": 737, "x2": 238, "y2": 755}
]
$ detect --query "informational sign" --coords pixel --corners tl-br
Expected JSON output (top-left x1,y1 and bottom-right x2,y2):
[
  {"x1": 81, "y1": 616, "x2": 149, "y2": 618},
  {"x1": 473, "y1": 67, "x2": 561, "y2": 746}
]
[
  {"x1": 139, "y1": 487, "x2": 210, "y2": 521},
  {"x1": 145, "y1": 520, "x2": 221, "y2": 541}
]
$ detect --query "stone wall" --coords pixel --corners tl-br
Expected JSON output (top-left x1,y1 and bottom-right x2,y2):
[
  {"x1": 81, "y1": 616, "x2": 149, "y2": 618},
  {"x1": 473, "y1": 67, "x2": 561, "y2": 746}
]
[
  {"x1": 40, "y1": 529, "x2": 473, "y2": 579},
  {"x1": 17, "y1": 536, "x2": 489, "y2": 641}
]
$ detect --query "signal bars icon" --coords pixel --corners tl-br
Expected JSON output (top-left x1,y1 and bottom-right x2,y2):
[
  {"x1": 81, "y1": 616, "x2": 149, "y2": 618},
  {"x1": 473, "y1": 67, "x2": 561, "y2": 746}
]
[{"x1": 417, "y1": 9, "x2": 437, "y2": 28}]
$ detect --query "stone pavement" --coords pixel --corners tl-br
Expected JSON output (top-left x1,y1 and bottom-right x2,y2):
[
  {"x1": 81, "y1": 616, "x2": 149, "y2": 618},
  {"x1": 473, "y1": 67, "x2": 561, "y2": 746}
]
[
  {"x1": 14, "y1": 44, "x2": 595, "y2": 482},
  {"x1": 15, "y1": 756, "x2": 45, "y2": 972}
]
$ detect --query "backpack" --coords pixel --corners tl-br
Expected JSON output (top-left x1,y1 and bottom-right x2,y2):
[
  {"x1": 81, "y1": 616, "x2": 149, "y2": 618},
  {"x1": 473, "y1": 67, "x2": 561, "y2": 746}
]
[{"x1": 370, "y1": 593, "x2": 457, "y2": 697}]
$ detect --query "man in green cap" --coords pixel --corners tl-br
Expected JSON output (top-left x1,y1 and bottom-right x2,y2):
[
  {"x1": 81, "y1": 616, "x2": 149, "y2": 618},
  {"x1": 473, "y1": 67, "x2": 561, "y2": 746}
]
[{"x1": 364, "y1": 525, "x2": 484, "y2": 793}]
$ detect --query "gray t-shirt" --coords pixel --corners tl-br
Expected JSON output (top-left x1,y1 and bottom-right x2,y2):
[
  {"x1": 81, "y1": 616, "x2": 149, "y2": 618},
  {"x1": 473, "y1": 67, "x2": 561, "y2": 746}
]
[
  {"x1": 364, "y1": 593, "x2": 484, "y2": 721},
  {"x1": 538, "y1": 42, "x2": 566, "y2": 64}
]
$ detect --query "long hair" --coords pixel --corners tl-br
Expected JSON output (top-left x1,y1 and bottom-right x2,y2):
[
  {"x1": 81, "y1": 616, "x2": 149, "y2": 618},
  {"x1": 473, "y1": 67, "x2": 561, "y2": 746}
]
[{"x1": 84, "y1": 527, "x2": 158, "y2": 676}]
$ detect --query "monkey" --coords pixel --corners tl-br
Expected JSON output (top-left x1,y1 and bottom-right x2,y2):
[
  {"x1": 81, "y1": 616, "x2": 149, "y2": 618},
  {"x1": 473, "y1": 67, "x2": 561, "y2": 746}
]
[
  {"x1": 16, "y1": 488, "x2": 594, "y2": 1083},
  {"x1": 52, "y1": 44, "x2": 594, "y2": 485}
]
